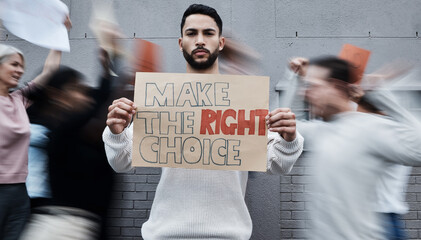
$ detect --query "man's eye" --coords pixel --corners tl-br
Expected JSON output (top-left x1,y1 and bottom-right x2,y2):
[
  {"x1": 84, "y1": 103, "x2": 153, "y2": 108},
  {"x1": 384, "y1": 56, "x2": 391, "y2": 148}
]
[
  {"x1": 186, "y1": 32, "x2": 196, "y2": 36},
  {"x1": 205, "y1": 32, "x2": 215, "y2": 36}
]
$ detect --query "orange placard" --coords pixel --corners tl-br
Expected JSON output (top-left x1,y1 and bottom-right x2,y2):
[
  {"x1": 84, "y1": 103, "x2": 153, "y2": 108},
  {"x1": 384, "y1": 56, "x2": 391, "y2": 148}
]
[
  {"x1": 338, "y1": 44, "x2": 371, "y2": 84},
  {"x1": 132, "y1": 39, "x2": 162, "y2": 84}
]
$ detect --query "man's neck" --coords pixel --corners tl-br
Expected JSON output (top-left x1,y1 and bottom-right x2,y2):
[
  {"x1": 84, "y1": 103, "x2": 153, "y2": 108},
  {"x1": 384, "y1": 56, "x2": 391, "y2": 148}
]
[
  {"x1": 323, "y1": 100, "x2": 355, "y2": 121},
  {"x1": 186, "y1": 60, "x2": 220, "y2": 74}
]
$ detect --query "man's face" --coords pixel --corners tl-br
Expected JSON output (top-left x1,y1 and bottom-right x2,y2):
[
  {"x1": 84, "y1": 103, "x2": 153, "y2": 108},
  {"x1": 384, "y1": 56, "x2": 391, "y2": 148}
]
[
  {"x1": 304, "y1": 65, "x2": 347, "y2": 119},
  {"x1": 179, "y1": 14, "x2": 224, "y2": 70}
]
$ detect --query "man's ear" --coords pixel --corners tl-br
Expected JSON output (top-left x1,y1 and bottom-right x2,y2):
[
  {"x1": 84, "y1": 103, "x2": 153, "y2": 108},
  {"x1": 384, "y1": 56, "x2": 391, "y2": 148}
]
[
  {"x1": 348, "y1": 83, "x2": 364, "y2": 102},
  {"x1": 178, "y1": 37, "x2": 183, "y2": 52},
  {"x1": 219, "y1": 36, "x2": 225, "y2": 51},
  {"x1": 329, "y1": 78, "x2": 350, "y2": 96}
]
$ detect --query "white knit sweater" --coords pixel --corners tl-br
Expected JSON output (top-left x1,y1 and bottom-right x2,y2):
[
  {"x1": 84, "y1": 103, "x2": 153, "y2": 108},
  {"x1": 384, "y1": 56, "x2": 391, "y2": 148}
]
[{"x1": 103, "y1": 126, "x2": 303, "y2": 239}]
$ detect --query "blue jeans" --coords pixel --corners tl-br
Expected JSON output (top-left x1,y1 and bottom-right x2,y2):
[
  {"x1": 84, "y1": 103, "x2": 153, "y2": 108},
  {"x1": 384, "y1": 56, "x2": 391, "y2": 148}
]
[
  {"x1": 0, "y1": 183, "x2": 30, "y2": 240},
  {"x1": 381, "y1": 213, "x2": 407, "y2": 240}
]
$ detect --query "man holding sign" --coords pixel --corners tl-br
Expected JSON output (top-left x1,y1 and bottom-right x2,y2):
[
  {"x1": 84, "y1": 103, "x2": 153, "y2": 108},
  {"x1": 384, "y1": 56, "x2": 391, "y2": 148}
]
[{"x1": 103, "y1": 4, "x2": 303, "y2": 239}]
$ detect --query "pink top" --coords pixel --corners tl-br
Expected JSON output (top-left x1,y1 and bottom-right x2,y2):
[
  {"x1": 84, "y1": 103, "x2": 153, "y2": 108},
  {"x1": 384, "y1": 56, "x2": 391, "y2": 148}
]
[{"x1": 0, "y1": 83, "x2": 35, "y2": 184}]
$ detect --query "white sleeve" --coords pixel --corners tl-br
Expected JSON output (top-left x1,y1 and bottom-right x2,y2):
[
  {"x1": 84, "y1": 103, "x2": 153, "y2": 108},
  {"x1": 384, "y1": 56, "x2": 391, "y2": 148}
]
[
  {"x1": 364, "y1": 90, "x2": 421, "y2": 166},
  {"x1": 266, "y1": 131, "x2": 304, "y2": 175},
  {"x1": 102, "y1": 124, "x2": 134, "y2": 173}
]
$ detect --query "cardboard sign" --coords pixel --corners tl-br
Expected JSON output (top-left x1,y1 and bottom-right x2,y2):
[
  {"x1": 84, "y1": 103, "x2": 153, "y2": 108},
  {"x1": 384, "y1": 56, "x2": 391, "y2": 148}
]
[
  {"x1": 339, "y1": 44, "x2": 371, "y2": 84},
  {"x1": 133, "y1": 73, "x2": 270, "y2": 171}
]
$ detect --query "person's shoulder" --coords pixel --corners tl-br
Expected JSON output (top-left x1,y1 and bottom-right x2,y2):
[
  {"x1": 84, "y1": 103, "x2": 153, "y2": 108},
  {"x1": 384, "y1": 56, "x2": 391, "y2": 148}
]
[{"x1": 350, "y1": 112, "x2": 399, "y2": 131}]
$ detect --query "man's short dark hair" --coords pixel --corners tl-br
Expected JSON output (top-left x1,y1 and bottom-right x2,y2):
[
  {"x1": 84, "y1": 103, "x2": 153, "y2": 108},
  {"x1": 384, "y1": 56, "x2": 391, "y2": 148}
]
[
  {"x1": 309, "y1": 56, "x2": 353, "y2": 83},
  {"x1": 180, "y1": 4, "x2": 223, "y2": 36}
]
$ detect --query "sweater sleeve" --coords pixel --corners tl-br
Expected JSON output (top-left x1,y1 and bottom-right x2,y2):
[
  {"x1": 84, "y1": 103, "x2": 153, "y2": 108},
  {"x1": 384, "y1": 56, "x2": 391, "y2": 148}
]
[
  {"x1": 266, "y1": 131, "x2": 304, "y2": 175},
  {"x1": 364, "y1": 89, "x2": 421, "y2": 166},
  {"x1": 102, "y1": 124, "x2": 134, "y2": 173}
]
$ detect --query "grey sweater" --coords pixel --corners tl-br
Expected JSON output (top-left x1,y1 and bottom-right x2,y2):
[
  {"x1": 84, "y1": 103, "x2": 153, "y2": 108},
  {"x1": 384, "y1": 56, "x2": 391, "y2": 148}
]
[
  {"x1": 103, "y1": 126, "x2": 303, "y2": 239},
  {"x1": 284, "y1": 71, "x2": 421, "y2": 239}
]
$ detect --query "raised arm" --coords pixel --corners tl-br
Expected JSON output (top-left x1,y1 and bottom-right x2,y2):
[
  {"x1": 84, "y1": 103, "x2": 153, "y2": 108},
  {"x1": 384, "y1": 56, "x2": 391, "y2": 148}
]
[
  {"x1": 31, "y1": 16, "x2": 71, "y2": 86},
  {"x1": 275, "y1": 57, "x2": 320, "y2": 146},
  {"x1": 364, "y1": 89, "x2": 421, "y2": 166},
  {"x1": 30, "y1": 50, "x2": 62, "y2": 86}
]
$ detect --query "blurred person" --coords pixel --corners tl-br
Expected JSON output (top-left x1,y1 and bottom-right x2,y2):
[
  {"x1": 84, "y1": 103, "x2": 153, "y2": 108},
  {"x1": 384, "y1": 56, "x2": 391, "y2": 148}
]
[
  {"x1": 102, "y1": 4, "x2": 303, "y2": 239},
  {"x1": 24, "y1": 66, "x2": 96, "y2": 208},
  {"x1": 268, "y1": 56, "x2": 421, "y2": 239},
  {"x1": 21, "y1": 19, "x2": 129, "y2": 239},
  {"x1": 23, "y1": 16, "x2": 73, "y2": 211},
  {"x1": 219, "y1": 37, "x2": 261, "y2": 75},
  {"x1": 354, "y1": 75, "x2": 412, "y2": 240},
  {"x1": 377, "y1": 164, "x2": 411, "y2": 240},
  {"x1": 19, "y1": 48, "x2": 122, "y2": 240},
  {"x1": 0, "y1": 44, "x2": 62, "y2": 240}
]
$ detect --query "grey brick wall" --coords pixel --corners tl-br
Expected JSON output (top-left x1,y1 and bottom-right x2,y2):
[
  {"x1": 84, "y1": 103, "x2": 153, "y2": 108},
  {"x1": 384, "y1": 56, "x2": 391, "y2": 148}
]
[
  {"x1": 1, "y1": 0, "x2": 420, "y2": 239},
  {"x1": 106, "y1": 168, "x2": 161, "y2": 239}
]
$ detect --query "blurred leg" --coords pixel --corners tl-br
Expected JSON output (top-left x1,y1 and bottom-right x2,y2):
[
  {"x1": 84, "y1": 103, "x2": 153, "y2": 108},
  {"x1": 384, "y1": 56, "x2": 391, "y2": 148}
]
[
  {"x1": 0, "y1": 184, "x2": 30, "y2": 240},
  {"x1": 381, "y1": 213, "x2": 407, "y2": 240},
  {"x1": 20, "y1": 206, "x2": 100, "y2": 240},
  {"x1": 390, "y1": 213, "x2": 406, "y2": 240}
]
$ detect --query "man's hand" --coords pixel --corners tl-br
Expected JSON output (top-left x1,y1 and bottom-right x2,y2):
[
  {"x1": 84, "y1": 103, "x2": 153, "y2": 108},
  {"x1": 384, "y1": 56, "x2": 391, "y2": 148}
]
[
  {"x1": 289, "y1": 57, "x2": 309, "y2": 77},
  {"x1": 106, "y1": 97, "x2": 136, "y2": 134},
  {"x1": 266, "y1": 108, "x2": 297, "y2": 142}
]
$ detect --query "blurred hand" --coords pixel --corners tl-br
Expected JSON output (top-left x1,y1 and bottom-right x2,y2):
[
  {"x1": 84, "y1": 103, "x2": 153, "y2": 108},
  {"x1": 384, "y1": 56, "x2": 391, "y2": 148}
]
[
  {"x1": 97, "y1": 21, "x2": 125, "y2": 57},
  {"x1": 362, "y1": 59, "x2": 414, "y2": 90},
  {"x1": 289, "y1": 57, "x2": 309, "y2": 77},
  {"x1": 99, "y1": 48, "x2": 111, "y2": 76},
  {"x1": 106, "y1": 97, "x2": 136, "y2": 134},
  {"x1": 64, "y1": 15, "x2": 72, "y2": 31},
  {"x1": 266, "y1": 108, "x2": 297, "y2": 142}
]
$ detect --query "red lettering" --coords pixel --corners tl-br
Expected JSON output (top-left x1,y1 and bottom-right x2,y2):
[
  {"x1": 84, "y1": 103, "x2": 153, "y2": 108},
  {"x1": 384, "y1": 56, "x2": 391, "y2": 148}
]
[
  {"x1": 200, "y1": 109, "x2": 216, "y2": 135},
  {"x1": 255, "y1": 109, "x2": 269, "y2": 136},
  {"x1": 237, "y1": 109, "x2": 255, "y2": 135},
  {"x1": 221, "y1": 109, "x2": 237, "y2": 135},
  {"x1": 200, "y1": 109, "x2": 269, "y2": 136}
]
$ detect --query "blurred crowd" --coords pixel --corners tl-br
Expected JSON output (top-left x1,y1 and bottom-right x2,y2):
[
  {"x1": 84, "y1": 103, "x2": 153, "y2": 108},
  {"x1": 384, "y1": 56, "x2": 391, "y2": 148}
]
[{"x1": 1, "y1": 2, "x2": 421, "y2": 240}]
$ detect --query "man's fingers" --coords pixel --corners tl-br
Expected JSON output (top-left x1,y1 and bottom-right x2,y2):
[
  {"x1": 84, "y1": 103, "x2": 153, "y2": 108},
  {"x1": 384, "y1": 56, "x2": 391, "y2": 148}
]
[
  {"x1": 112, "y1": 97, "x2": 134, "y2": 106},
  {"x1": 109, "y1": 101, "x2": 136, "y2": 113},
  {"x1": 106, "y1": 118, "x2": 127, "y2": 126},
  {"x1": 108, "y1": 107, "x2": 133, "y2": 121},
  {"x1": 268, "y1": 119, "x2": 296, "y2": 128},
  {"x1": 268, "y1": 126, "x2": 296, "y2": 133},
  {"x1": 267, "y1": 108, "x2": 291, "y2": 118},
  {"x1": 267, "y1": 112, "x2": 295, "y2": 125}
]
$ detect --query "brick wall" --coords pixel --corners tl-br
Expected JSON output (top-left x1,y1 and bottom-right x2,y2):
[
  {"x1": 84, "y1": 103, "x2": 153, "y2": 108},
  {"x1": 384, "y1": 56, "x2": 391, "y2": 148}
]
[
  {"x1": 279, "y1": 154, "x2": 421, "y2": 240},
  {"x1": 106, "y1": 168, "x2": 160, "y2": 239}
]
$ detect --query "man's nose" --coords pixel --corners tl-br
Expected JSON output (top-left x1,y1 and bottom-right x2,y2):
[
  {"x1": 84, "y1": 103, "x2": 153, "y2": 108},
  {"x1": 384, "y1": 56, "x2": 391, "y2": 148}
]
[{"x1": 195, "y1": 33, "x2": 205, "y2": 46}]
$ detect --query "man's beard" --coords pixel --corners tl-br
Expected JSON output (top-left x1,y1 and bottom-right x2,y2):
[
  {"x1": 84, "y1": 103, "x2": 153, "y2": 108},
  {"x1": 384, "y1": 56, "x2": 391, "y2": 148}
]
[{"x1": 182, "y1": 46, "x2": 219, "y2": 70}]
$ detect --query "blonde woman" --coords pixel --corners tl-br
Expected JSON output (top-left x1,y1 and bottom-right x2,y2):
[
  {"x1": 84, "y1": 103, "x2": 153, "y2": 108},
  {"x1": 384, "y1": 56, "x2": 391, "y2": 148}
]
[{"x1": 0, "y1": 44, "x2": 61, "y2": 239}]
